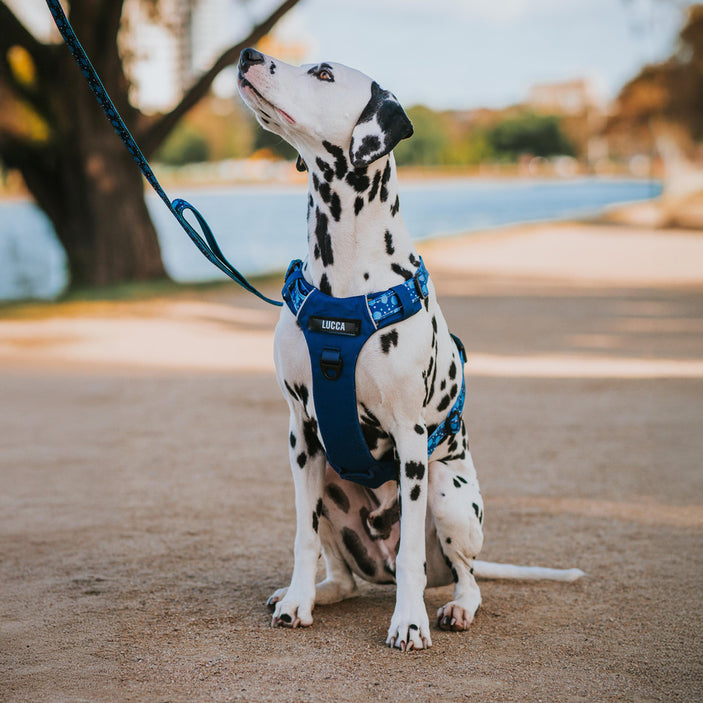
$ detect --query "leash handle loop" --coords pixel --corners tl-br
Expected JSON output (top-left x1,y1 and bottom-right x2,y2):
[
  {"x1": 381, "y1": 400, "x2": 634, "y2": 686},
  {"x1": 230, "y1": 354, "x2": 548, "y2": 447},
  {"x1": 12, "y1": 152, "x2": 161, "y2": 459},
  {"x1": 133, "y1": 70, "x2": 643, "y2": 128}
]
[
  {"x1": 171, "y1": 199, "x2": 282, "y2": 306},
  {"x1": 44, "y1": 0, "x2": 282, "y2": 307}
]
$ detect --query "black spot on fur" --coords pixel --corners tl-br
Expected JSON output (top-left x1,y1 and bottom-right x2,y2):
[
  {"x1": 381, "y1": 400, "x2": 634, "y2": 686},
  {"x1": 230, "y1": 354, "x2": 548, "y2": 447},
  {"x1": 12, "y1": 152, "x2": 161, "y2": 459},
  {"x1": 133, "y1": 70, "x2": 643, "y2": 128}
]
[
  {"x1": 410, "y1": 484, "x2": 421, "y2": 501},
  {"x1": 409, "y1": 252, "x2": 420, "y2": 267},
  {"x1": 318, "y1": 180, "x2": 331, "y2": 204},
  {"x1": 355, "y1": 197, "x2": 364, "y2": 215},
  {"x1": 361, "y1": 503, "x2": 400, "y2": 541},
  {"x1": 456, "y1": 475, "x2": 468, "y2": 484},
  {"x1": 368, "y1": 170, "x2": 381, "y2": 202},
  {"x1": 342, "y1": 527, "x2": 377, "y2": 577},
  {"x1": 452, "y1": 477, "x2": 461, "y2": 488},
  {"x1": 437, "y1": 394, "x2": 451, "y2": 412},
  {"x1": 315, "y1": 157, "x2": 334, "y2": 182},
  {"x1": 323, "y1": 141, "x2": 348, "y2": 179},
  {"x1": 423, "y1": 350, "x2": 438, "y2": 408},
  {"x1": 315, "y1": 208, "x2": 334, "y2": 266},
  {"x1": 380, "y1": 160, "x2": 391, "y2": 202},
  {"x1": 380, "y1": 329, "x2": 398, "y2": 354},
  {"x1": 329, "y1": 192, "x2": 342, "y2": 222},
  {"x1": 409, "y1": 624, "x2": 418, "y2": 631},
  {"x1": 303, "y1": 417, "x2": 322, "y2": 457},
  {"x1": 391, "y1": 195, "x2": 400, "y2": 216},
  {"x1": 363, "y1": 272, "x2": 369, "y2": 280},
  {"x1": 405, "y1": 460, "x2": 425, "y2": 481},
  {"x1": 297, "y1": 452, "x2": 307, "y2": 468},
  {"x1": 294, "y1": 384, "x2": 309, "y2": 408},
  {"x1": 391, "y1": 263, "x2": 413, "y2": 281},
  {"x1": 473, "y1": 502, "x2": 481, "y2": 520},
  {"x1": 269, "y1": 62, "x2": 276, "y2": 74},
  {"x1": 312, "y1": 511, "x2": 319, "y2": 532},
  {"x1": 326, "y1": 483, "x2": 350, "y2": 513},
  {"x1": 414, "y1": 424, "x2": 424, "y2": 434},
  {"x1": 312, "y1": 173, "x2": 320, "y2": 192},
  {"x1": 319, "y1": 273, "x2": 332, "y2": 296},
  {"x1": 442, "y1": 550, "x2": 459, "y2": 583},
  {"x1": 427, "y1": 423, "x2": 438, "y2": 437},
  {"x1": 446, "y1": 537, "x2": 452, "y2": 544},
  {"x1": 284, "y1": 381, "x2": 299, "y2": 402},
  {"x1": 431, "y1": 316, "x2": 437, "y2": 333},
  {"x1": 448, "y1": 361, "x2": 457, "y2": 380},
  {"x1": 313, "y1": 243, "x2": 320, "y2": 260},
  {"x1": 316, "y1": 498, "x2": 323, "y2": 516},
  {"x1": 440, "y1": 379, "x2": 446, "y2": 391},
  {"x1": 346, "y1": 168, "x2": 370, "y2": 192},
  {"x1": 360, "y1": 403, "x2": 389, "y2": 450},
  {"x1": 450, "y1": 383, "x2": 458, "y2": 399},
  {"x1": 384, "y1": 230, "x2": 395, "y2": 255},
  {"x1": 289, "y1": 432, "x2": 296, "y2": 448},
  {"x1": 354, "y1": 135, "x2": 381, "y2": 166}
]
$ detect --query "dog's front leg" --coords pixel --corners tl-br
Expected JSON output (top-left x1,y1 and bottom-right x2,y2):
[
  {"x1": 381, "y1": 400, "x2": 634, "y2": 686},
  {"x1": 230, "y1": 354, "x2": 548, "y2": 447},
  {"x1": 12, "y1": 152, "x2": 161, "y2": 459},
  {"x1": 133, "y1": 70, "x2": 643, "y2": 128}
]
[
  {"x1": 272, "y1": 414, "x2": 326, "y2": 628},
  {"x1": 386, "y1": 428, "x2": 432, "y2": 651}
]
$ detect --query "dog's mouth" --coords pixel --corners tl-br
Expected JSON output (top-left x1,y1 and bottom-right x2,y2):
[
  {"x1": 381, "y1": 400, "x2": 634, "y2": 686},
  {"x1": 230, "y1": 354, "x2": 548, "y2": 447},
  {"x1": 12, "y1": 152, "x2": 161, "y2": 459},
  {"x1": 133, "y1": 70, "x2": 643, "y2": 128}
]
[{"x1": 238, "y1": 72, "x2": 296, "y2": 125}]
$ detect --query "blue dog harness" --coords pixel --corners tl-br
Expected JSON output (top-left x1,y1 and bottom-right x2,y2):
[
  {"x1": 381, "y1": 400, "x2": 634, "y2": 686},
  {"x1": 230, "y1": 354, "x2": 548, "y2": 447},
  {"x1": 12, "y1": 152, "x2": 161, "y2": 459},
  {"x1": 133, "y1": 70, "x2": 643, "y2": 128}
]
[{"x1": 282, "y1": 259, "x2": 467, "y2": 489}]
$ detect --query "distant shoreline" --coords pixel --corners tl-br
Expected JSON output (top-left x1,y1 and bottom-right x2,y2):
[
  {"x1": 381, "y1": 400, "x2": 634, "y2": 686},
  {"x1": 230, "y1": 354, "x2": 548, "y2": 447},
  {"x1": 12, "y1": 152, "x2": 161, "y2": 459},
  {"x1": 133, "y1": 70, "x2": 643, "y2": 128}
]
[{"x1": 0, "y1": 163, "x2": 660, "y2": 203}]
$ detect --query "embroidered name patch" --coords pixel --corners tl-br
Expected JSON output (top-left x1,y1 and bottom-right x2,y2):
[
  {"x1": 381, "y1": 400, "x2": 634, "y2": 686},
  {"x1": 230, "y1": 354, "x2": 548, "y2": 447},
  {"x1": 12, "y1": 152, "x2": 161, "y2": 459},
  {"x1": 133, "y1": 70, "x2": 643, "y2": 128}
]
[{"x1": 308, "y1": 316, "x2": 361, "y2": 336}]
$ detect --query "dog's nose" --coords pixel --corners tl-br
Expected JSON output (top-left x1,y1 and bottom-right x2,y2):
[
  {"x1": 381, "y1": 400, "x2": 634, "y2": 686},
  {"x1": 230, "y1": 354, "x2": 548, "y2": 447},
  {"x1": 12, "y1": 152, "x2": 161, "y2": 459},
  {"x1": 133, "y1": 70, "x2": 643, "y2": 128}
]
[{"x1": 239, "y1": 48, "x2": 265, "y2": 73}]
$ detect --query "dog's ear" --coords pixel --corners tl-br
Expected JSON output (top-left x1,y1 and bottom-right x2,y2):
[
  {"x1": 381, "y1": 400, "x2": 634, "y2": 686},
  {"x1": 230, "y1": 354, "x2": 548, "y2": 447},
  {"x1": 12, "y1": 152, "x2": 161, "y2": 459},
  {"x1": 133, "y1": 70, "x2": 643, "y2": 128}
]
[
  {"x1": 295, "y1": 155, "x2": 307, "y2": 172},
  {"x1": 349, "y1": 82, "x2": 413, "y2": 169}
]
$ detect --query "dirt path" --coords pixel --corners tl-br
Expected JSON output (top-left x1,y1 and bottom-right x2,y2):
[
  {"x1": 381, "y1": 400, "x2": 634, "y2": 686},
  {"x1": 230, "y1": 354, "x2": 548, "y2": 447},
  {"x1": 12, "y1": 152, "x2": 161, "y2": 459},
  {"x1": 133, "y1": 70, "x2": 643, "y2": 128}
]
[{"x1": 1, "y1": 222, "x2": 702, "y2": 702}]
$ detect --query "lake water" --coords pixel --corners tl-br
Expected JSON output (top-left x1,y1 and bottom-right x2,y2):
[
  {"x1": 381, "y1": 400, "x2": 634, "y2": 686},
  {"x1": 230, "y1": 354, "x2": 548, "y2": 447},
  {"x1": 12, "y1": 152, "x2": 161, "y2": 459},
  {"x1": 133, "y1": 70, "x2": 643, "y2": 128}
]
[{"x1": 0, "y1": 177, "x2": 661, "y2": 301}]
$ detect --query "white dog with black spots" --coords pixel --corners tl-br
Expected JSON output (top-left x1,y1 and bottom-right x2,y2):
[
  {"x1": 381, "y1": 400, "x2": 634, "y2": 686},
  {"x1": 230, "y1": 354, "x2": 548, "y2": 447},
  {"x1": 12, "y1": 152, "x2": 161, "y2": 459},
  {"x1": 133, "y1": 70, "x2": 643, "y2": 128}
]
[{"x1": 237, "y1": 48, "x2": 584, "y2": 651}]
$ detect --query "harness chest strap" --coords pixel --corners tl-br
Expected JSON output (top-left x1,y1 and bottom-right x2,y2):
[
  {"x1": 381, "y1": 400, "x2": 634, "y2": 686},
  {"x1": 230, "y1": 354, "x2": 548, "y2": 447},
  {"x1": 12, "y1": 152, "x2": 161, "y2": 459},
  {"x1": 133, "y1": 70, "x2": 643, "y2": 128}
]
[{"x1": 282, "y1": 259, "x2": 467, "y2": 489}]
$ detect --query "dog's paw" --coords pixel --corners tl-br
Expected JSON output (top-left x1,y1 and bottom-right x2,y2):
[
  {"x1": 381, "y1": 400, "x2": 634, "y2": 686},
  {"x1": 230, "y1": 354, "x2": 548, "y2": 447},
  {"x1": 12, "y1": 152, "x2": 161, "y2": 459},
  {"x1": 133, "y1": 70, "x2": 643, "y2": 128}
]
[
  {"x1": 271, "y1": 595, "x2": 314, "y2": 628},
  {"x1": 266, "y1": 587, "x2": 288, "y2": 609},
  {"x1": 386, "y1": 607, "x2": 432, "y2": 651},
  {"x1": 436, "y1": 600, "x2": 478, "y2": 631}
]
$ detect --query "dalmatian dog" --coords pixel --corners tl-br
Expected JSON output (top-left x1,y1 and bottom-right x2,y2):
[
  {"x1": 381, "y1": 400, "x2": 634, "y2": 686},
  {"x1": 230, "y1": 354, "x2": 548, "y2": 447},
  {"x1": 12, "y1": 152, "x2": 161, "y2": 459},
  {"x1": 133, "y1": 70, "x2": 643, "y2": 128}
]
[{"x1": 237, "y1": 48, "x2": 584, "y2": 651}]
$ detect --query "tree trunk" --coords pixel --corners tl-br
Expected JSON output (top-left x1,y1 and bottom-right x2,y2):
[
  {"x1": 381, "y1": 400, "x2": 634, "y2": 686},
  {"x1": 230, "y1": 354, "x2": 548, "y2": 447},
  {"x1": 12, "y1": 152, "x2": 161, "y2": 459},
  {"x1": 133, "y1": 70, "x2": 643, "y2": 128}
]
[
  {"x1": 18, "y1": 113, "x2": 167, "y2": 288},
  {"x1": 1, "y1": 3, "x2": 167, "y2": 289}
]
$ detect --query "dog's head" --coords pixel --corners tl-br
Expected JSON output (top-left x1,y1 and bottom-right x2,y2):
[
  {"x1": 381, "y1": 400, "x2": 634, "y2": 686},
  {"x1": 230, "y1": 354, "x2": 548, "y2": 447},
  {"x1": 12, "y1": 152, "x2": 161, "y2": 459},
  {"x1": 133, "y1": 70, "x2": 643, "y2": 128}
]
[{"x1": 237, "y1": 48, "x2": 413, "y2": 170}]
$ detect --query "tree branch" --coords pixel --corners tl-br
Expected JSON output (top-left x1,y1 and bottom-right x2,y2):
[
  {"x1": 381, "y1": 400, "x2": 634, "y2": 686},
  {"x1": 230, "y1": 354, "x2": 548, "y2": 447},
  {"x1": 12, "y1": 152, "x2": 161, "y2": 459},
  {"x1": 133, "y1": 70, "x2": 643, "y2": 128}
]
[
  {"x1": 0, "y1": 1, "x2": 47, "y2": 55},
  {"x1": 140, "y1": 0, "x2": 302, "y2": 155},
  {"x1": 0, "y1": 3, "x2": 60, "y2": 124}
]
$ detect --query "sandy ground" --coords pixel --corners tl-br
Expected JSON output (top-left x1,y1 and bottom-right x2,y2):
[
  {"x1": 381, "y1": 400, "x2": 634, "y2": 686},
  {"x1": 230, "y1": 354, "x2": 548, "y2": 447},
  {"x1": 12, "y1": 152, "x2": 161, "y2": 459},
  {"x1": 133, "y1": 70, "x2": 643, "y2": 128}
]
[{"x1": 1, "y1": 221, "x2": 702, "y2": 702}]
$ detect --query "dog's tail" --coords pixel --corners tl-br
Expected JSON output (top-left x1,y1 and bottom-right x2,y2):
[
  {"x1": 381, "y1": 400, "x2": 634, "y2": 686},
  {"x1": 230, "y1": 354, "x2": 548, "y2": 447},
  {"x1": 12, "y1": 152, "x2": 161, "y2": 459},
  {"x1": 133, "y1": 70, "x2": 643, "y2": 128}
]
[{"x1": 473, "y1": 560, "x2": 586, "y2": 582}]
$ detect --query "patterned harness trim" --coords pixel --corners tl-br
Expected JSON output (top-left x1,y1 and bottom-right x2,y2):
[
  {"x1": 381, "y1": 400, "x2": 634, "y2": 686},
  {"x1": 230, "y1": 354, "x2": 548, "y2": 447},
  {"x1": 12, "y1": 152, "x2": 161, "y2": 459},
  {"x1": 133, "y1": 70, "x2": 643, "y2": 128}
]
[{"x1": 282, "y1": 259, "x2": 466, "y2": 488}]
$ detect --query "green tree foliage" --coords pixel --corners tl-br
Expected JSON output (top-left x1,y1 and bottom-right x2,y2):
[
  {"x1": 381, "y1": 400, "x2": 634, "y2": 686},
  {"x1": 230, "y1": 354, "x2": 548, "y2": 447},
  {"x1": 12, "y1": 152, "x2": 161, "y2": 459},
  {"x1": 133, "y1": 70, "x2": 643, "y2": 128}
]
[
  {"x1": 157, "y1": 123, "x2": 210, "y2": 165},
  {"x1": 487, "y1": 113, "x2": 575, "y2": 160},
  {"x1": 394, "y1": 106, "x2": 450, "y2": 166},
  {"x1": 394, "y1": 106, "x2": 574, "y2": 166}
]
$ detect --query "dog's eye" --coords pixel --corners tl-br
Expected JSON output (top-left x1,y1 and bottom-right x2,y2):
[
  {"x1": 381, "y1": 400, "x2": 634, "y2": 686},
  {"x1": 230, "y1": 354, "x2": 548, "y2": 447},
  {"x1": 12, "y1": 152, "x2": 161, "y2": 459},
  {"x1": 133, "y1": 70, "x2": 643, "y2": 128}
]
[{"x1": 317, "y1": 69, "x2": 334, "y2": 82}]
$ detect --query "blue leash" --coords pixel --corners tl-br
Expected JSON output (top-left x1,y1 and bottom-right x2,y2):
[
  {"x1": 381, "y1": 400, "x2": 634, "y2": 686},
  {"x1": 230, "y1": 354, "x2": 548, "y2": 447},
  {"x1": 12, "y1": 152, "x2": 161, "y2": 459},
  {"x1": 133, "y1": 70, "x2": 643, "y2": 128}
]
[{"x1": 44, "y1": 0, "x2": 282, "y2": 307}]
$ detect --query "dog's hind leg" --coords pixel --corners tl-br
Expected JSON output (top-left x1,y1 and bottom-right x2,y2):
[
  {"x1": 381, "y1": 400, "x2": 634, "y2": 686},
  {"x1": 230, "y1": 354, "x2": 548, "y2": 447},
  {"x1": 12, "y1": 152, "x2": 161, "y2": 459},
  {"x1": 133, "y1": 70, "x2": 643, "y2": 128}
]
[{"x1": 428, "y1": 446, "x2": 485, "y2": 631}]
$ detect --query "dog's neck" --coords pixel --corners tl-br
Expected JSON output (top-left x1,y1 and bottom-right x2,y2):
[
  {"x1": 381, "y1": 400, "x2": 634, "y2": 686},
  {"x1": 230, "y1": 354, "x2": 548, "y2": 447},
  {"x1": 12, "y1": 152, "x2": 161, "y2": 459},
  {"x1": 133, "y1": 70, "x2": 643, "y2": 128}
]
[{"x1": 304, "y1": 154, "x2": 419, "y2": 298}]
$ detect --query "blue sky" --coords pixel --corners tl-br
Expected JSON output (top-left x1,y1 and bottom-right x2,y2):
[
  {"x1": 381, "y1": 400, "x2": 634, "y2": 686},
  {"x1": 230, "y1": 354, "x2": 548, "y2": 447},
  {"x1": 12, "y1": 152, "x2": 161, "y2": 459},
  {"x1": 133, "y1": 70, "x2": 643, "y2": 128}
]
[
  {"x1": 275, "y1": 0, "x2": 693, "y2": 109},
  {"x1": 11, "y1": 0, "x2": 694, "y2": 111}
]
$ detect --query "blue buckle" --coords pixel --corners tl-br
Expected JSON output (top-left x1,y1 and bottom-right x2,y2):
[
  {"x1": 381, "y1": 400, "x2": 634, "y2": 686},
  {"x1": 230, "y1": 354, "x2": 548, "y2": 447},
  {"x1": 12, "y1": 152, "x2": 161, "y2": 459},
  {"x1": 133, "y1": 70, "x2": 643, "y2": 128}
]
[{"x1": 320, "y1": 347, "x2": 343, "y2": 381}]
